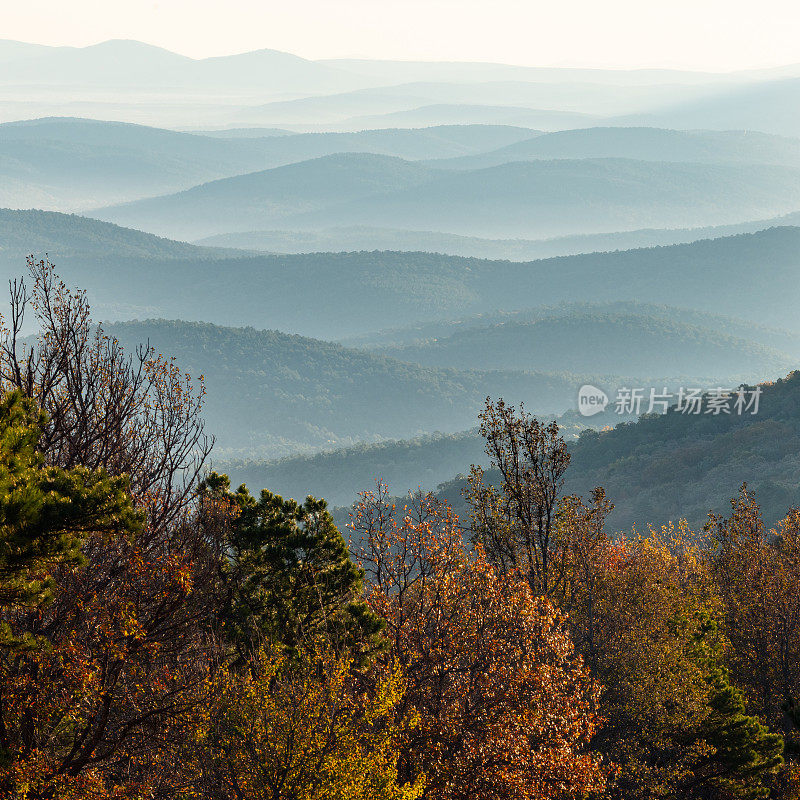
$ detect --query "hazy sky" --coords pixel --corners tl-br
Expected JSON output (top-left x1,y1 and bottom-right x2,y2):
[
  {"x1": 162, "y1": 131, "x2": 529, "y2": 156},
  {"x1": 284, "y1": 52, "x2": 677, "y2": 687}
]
[{"x1": 5, "y1": 0, "x2": 800, "y2": 71}]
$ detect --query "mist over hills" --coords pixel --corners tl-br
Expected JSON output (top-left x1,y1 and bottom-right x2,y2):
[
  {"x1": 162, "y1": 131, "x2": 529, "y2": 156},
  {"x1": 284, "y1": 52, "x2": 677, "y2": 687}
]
[
  {"x1": 370, "y1": 312, "x2": 796, "y2": 379},
  {"x1": 0, "y1": 39, "x2": 365, "y2": 94},
  {"x1": 6, "y1": 213, "x2": 800, "y2": 339},
  {"x1": 104, "y1": 318, "x2": 587, "y2": 458},
  {"x1": 93, "y1": 153, "x2": 441, "y2": 237},
  {"x1": 102, "y1": 308, "x2": 791, "y2": 467},
  {"x1": 5, "y1": 38, "x2": 800, "y2": 139},
  {"x1": 5, "y1": 39, "x2": 800, "y2": 537},
  {"x1": 622, "y1": 76, "x2": 800, "y2": 137},
  {"x1": 9, "y1": 33, "x2": 800, "y2": 794},
  {"x1": 221, "y1": 366, "x2": 800, "y2": 519},
  {"x1": 194, "y1": 213, "x2": 800, "y2": 260},
  {"x1": 0, "y1": 118, "x2": 535, "y2": 210},
  {"x1": 0, "y1": 208, "x2": 240, "y2": 260},
  {"x1": 321, "y1": 105, "x2": 598, "y2": 132},
  {"x1": 428, "y1": 127, "x2": 800, "y2": 170},
  {"x1": 346, "y1": 301, "x2": 800, "y2": 355},
  {"x1": 94, "y1": 154, "x2": 800, "y2": 240}
]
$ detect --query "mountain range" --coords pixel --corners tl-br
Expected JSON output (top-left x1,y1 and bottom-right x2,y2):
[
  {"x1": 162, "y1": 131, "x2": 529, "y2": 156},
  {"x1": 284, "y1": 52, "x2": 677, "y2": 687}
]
[
  {"x1": 0, "y1": 117, "x2": 535, "y2": 210},
  {"x1": 94, "y1": 153, "x2": 800, "y2": 240},
  {"x1": 6, "y1": 39, "x2": 800, "y2": 134},
  {"x1": 6, "y1": 210, "x2": 800, "y2": 339}
]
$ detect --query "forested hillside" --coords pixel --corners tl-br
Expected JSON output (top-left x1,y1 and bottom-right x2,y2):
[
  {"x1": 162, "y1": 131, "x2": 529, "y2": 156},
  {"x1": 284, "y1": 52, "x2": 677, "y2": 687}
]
[
  {"x1": 372, "y1": 311, "x2": 795, "y2": 379},
  {"x1": 345, "y1": 300, "x2": 800, "y2": 352},
  {"x1": 105, "y1": 318, "x2": 587, "y2": 456},
  {"x1": 428, "y1": 372, "x2": 800, "y2": 532},
  {"x1": 7, "y1": 226, "x2": 800, "y2": 338},
  {"x1": 0, "y1": 208, "x2": 240, "y2": 259}
]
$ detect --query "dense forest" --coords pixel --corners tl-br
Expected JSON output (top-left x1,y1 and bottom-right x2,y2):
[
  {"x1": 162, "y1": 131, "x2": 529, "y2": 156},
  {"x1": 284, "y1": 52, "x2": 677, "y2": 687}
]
[{"x1": 2, "y1": 258, "x2": 799, "y2": 800}]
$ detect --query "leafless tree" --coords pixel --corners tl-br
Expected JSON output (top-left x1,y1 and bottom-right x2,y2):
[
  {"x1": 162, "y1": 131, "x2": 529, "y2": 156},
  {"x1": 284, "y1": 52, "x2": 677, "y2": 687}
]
[
  {"x1": 0, "y1": 257, "x2": 212, "y2": 532},
  {"x1": 466, "y1": 397, "x2": 571, "y2": 597}
]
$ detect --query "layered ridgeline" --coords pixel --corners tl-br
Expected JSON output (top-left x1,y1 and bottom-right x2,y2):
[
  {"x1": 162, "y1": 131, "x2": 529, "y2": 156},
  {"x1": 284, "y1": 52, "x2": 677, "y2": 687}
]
[
  {"x1": 425, "y1": 126, "x2": 800, "y2": 170},
  {"x1": 0, "y1": 208, "x2": 241, "y2": 260},
  {"x1": 6, "y1": 223, "x2": 800, "y2": 338},
  {"x1": 7, "y1": 211, "x2": 800, "y2": 338},
  {"x1": 368, "y1": 310, "x2": 796, "y2": 378},
  {"x1": 272, "y1": 373, "x2": 800, "y2": 534},
  {"x1": 0, "y1": 117, "x2": 535, "y2": 210},
  {"x1": 104, "y1": 319, "x2": 586, "y2": 458},
  {"x1": 343, "y1": 301, "x2": 800, "y2": 354},
  {"x1": 6, "y1": 40, "x2": 800, "y2": 134},
  {"x1": 222, "y1": 365, "x2": 800, "y2": 516},
  {"x1": 94, "y1": 152, "x2": 800, "y2": 240},
  {"x1": 102, "y1": 304, "x2": 792, "y2": 461},
  {"x1": 193, "y1": 212, "x2": 800, "y2": 260}
]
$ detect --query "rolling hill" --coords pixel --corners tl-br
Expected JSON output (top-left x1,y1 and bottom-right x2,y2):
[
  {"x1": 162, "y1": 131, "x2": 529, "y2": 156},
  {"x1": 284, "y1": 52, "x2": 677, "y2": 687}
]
[
  {"x1": 0, "y1": 118, "x2": 536, "y2": 210},
  {"x1": 8, "y1": 225, "x2": 800, "y2": 340},
  {"x1": 94, "y1": 154, "x2": 800, "y2": 240},
  {"x1": 104, "y1": 319, "x2": 589, "y2": 458},
  {"x1": 370, "y1": 311, "x2": 796, "y2": 380},
  {"x1": 0, "y1": 208, "x2": 241, "y2": 260},
  {"x1": 428, "y1": 127, "x2": 800, "y2": 170},
  {"x1": 232, "y1": 78, "x2": 734, "y2": 128},
  {"x1": 95, "y1": 154, "x2": 440, "y2": 237}
]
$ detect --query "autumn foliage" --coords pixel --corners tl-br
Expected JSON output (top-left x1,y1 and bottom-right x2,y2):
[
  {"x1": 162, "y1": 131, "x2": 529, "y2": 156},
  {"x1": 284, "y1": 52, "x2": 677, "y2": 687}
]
[
  {"x1": 351, "y1": 484, "x2": 606, "y2": 800},
  {"x1": 0, "y1": 260, "x2": 798, "y2": 800}
]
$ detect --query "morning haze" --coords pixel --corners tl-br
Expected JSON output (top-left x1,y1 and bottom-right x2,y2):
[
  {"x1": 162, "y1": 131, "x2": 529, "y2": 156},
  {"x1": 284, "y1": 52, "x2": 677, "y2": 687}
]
[{"x1": 1, "y1": 4, "x2": 800, "y2": 797}]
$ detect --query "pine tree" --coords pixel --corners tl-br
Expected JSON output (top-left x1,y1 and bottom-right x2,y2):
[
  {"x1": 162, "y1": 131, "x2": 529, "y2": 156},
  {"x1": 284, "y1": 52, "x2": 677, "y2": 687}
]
[
  {"x1": 200, "y1": 471, "x2": 383, "y2": 656},
  {"x1": 0, "y1": 389, "x2": 141, "y2": 649},
  {"x1": 690, "y1": 616, "x2": 784, "y2": 800}
]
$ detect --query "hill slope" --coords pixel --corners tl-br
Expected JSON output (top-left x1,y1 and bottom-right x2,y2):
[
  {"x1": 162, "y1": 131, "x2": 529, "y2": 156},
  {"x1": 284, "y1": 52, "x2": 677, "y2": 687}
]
[
  {"x1": 95, "y1": 155, "x2": 800, "y2": 240},
  {"x1": 433, "y1": 372, "x2": 800, "y2": 533},
  {"x1": 10, "y1": 226, "x2": 800, "y2": 339},
  {"x1": 371, "y1": 311, "x2": 796, "y2": 380},
  {"x1": 0, "y1": 118, "x2": 533, "y2": 210},
  {"x1": 104, "y1": 319, "x2": 588, "y2": 458},
  {"x1": 95, "y1": 154, "x2": 440, "y2": 237},
  {"x1": 347, "y1": 301, "x2": 800, "y2": 355},
  {"x1": 429, "y1": 127, "x2": 800, "y2": 170},
  {"x1": 0, "y1": 208, "x2": 240, "y2": 260}
]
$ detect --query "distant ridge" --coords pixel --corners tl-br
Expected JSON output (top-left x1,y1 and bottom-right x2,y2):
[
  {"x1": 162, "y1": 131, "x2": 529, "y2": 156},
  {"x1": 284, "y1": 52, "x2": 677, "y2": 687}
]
[{"x1": 93, "y1": 153, "x2": 800, "y2": 240}]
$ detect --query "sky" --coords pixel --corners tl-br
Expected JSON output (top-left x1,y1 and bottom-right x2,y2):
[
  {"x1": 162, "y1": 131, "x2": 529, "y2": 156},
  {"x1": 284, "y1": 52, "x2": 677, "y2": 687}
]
[{"x1": 4, "y1": 0, "x2": 800, "y2": 71}]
